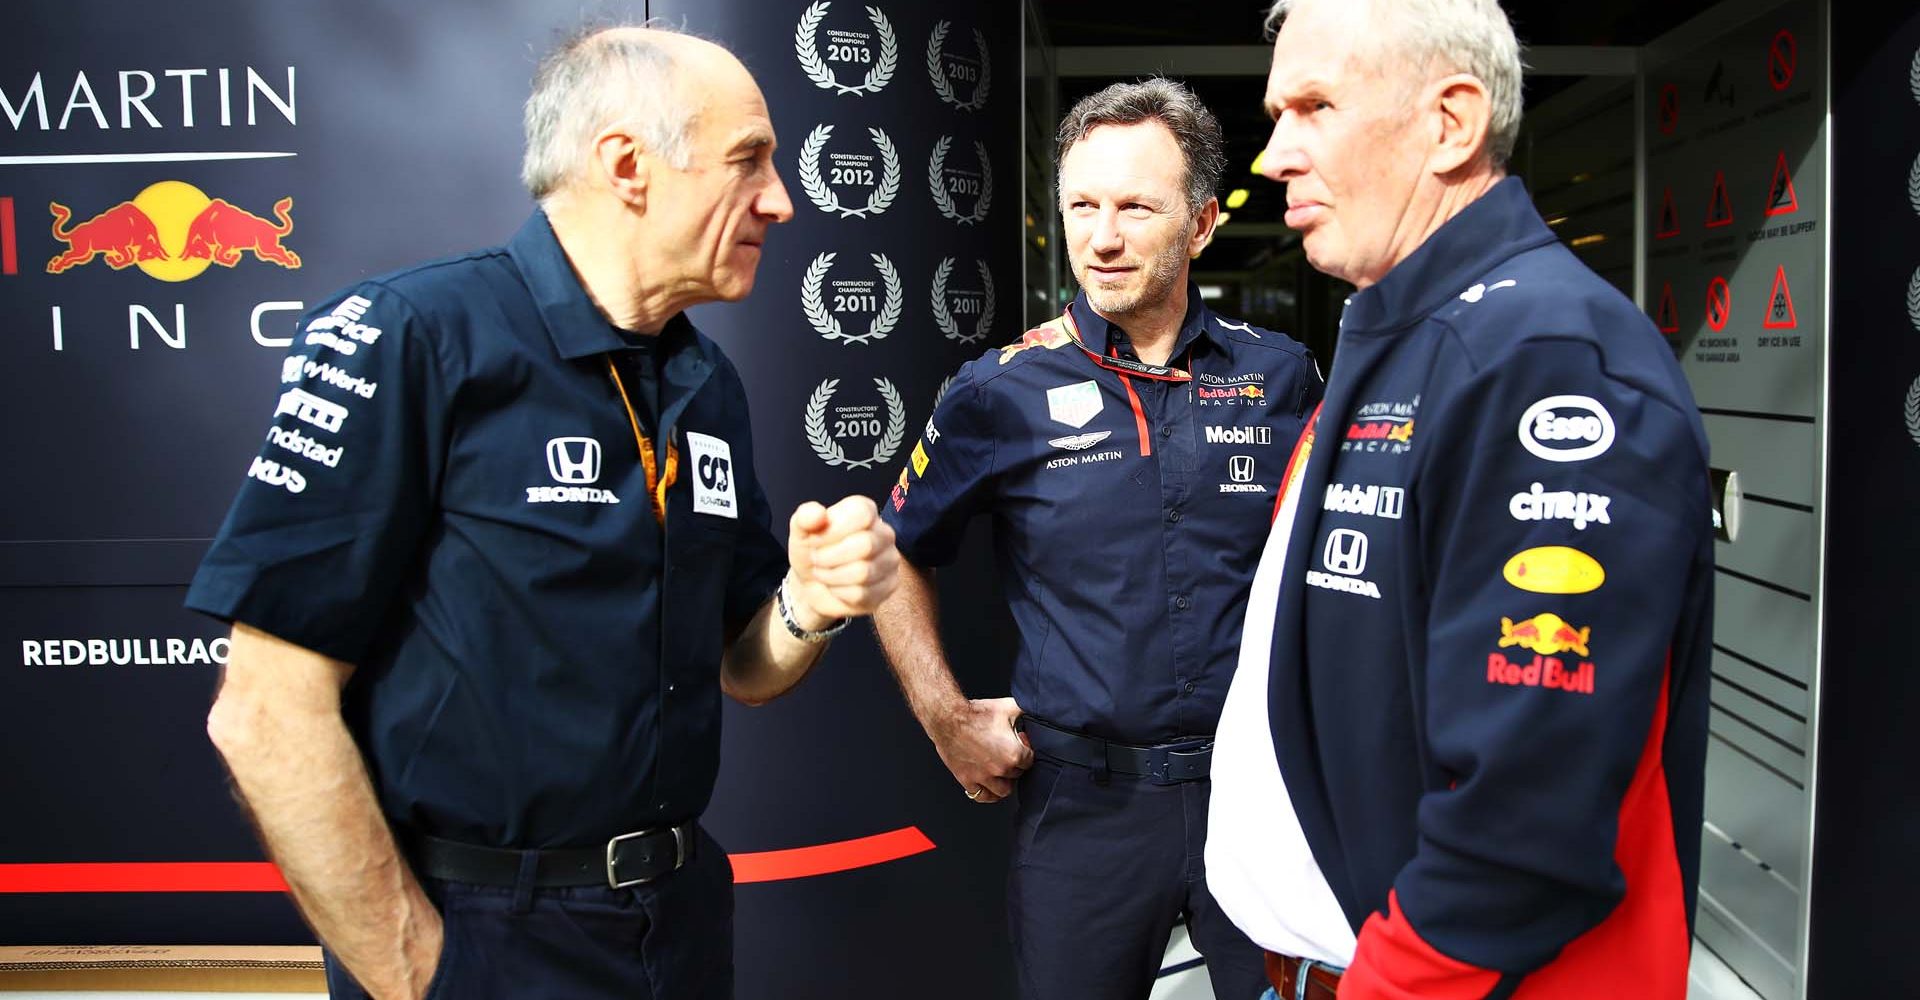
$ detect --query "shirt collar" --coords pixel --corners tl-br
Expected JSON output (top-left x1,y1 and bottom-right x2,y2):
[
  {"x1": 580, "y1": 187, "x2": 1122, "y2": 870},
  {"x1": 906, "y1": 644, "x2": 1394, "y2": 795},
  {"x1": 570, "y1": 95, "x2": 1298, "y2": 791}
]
[
  {"x1": 1340, "y1": 176, "x2": 1559, "y2": 333},
  {"x1": 507, "y1": 209, "x2": 705, "y2": 366},
  {"x1": 1066, "y1": 281, "x2": 1224, "y2": 358}
]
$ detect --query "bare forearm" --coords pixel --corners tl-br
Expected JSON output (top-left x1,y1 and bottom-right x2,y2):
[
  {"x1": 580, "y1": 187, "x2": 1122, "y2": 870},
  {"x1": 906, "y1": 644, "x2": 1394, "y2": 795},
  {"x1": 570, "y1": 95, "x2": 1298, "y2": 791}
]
[
  {"x1": 721, "y1": 573, "x2": 831, "y2": 706},
  {"x1": 870, "y1": 561, "x2": 965, "y2": 730},
  {"x1": 207, "y1": 626, "x2": 440, "y2": 1000}
]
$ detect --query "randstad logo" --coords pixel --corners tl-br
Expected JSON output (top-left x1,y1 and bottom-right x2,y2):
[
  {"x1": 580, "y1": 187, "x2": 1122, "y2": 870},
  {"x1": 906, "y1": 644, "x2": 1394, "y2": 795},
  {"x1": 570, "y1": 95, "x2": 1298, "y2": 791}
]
[{"x1": 46, "y1": 180, "x2": 300, "y2": 281}]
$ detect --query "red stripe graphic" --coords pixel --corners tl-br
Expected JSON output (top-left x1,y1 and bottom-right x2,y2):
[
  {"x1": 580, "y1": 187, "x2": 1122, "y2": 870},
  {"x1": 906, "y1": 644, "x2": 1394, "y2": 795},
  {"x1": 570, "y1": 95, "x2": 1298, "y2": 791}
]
[
  {"x1": 0, "y1": 827, "x2": 936, "y2": 893},
  {"x1": 0, "y1": 197, "x2": 16, "y2": 275},
  {"x1": 731, "y1": 826, "x2": 936, "y2": 884}
]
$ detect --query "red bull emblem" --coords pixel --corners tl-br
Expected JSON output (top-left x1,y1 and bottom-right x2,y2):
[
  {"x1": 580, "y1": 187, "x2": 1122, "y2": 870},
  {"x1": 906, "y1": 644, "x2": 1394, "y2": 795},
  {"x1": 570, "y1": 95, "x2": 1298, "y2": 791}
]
[
  {"x1": 1387, "y1": 419, "x2": 1414, "y2": 443},
  {"x1": 1497, "y1": 613, "x2": 1590, "y2": 657},
  {"x1": 998, "y1": 322, "x2": 1071, "y2": 365},
  {"x1": 180, "y1": 197, "x2": 301, "y2": 269},
  {"x1": 1240, "y1": 384, "x2": 1263, "y2": 399},
  {"x1": 46, "y1": 201, "x2": 166, "y2": 273},
  {"x1": 44, "y1": 181, "x2": 300, "y2": 281}
]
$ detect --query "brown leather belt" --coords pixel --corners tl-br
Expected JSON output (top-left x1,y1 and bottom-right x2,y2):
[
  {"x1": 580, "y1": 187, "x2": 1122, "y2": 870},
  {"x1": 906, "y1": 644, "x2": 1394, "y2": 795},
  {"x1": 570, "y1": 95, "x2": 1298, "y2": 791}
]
[{"x1": 1265, "y1": 950, "x2": 1343, "y2": 1000}]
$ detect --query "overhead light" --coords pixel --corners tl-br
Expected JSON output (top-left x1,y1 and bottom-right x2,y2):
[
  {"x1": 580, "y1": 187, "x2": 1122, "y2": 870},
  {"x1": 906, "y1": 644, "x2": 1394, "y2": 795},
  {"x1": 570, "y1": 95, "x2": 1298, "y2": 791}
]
[
  {"x1": 1544, "y1": 214, "x2": 1569, "y2": 227},
  {"x1": 1226, "y1": 189, "x2": 1250, "y2": 209},
  {"x1": 1570, "y1": 172, "x2": 1593, "y2": 184},
  {"x1": 1570, "y1": 233, "x2": 1606, "y2": 247},
  {"x1": 1250, "y1": 151, "x2": 1267, "y2": 174},
  {"x1": 1035, "y1": 234, "x2": 1048, "y2": 248},
  {"x1": 1198, "y1": 285, "x2": 1225, "y2": 300},
  {"x1": 1215, "y1": 212, "x2": 1232, "y2": 227},
  {"x1": 1025, "y1": 213, "x2": 1035, "y2": 228}
]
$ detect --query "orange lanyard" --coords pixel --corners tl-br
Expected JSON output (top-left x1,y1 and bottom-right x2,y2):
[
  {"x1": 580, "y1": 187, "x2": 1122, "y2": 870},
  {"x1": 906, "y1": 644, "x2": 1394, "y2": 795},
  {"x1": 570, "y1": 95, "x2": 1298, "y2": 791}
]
[
  {"x1": 605, "y1": 357, "x2": 678, "y2": 524},
  {"x1": 1060, "y1": 309, "x2": 1193, "y2": 457}
]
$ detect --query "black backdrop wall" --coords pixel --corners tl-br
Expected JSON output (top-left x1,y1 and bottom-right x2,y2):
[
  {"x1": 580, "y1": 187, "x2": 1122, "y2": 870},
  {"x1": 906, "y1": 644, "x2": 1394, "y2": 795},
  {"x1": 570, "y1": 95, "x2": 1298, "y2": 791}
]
[{"x1": 0, "y1": 2, "x2": 1024, "y2": 996}]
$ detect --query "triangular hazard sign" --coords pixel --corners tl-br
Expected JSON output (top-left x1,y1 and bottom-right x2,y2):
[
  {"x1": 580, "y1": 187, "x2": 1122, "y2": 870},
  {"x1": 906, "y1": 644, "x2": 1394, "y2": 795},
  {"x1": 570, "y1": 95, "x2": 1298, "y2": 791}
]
[
  {"x1": 1704, "y1": 171, "x2": 1734, "y2": 228},
  {"x1": 1765, "y1": 151, "x2": 1799, "y2": 216},
  {"x1": 1655, "y1": 282, "x2": 1679, "y2": 333},
  {"x1": 1763, "y1": 265, "x2": 1798, "y2": 329},
  {"x1": 1657, "y1": 189, "x2": 1680, "y2": 239}
]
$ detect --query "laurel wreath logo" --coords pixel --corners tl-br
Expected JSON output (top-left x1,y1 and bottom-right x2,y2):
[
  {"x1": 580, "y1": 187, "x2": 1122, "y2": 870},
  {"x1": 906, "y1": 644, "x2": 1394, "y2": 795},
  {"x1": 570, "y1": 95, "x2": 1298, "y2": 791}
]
[
  {"x1": 933, "y1": 375, "x2": 955, "y2": 410},
  {"x1": 926, "y1": 21, "x2": 992, "y2": 112},
  {"x1": 794, "y1": 2, "x2": 899, "y2": 97},
  {"x1": 928, "y1": 137, "x2": 994, "y2": 224},
  {"x1": 805, "y1": 377, "x2": 908, "y2": 469},
  {"x1": 797, "y1": 125, "x2": 901, "y2": 219},
  {"x1": 930, "y1": 257, "x2": 996, "y2": 344},
  {"x1": 1910, "y1": 150, "x2": 1920, "y2": 217},
  {"x1": 1910, "y1": 46, "x2": 1920, "y2": 106},
  {"x1": 1909, "y1": 266, "x2": 1920, "y2": 333},
  {"x1": 1907, "y1": 374, "x2": 1920, "y2": 450},
  {"x1": 801, "y1": 252, "x2": 904, "y2": 345}
]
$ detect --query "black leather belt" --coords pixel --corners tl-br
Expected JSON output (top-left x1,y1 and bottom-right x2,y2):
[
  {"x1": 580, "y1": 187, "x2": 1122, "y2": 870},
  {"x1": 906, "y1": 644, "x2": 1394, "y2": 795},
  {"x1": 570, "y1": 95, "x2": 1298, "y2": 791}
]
[
  {"x1": 1019, "y1": 716, "x2": 1213, "y2": 784},
  {"x1": 410, "y1": 824, "x2": 695, "y2": 890}
]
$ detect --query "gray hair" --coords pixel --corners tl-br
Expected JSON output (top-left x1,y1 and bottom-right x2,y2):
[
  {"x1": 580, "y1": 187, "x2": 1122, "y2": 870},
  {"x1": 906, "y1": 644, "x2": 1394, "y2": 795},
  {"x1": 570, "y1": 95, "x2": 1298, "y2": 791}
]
[
  {"x1": 1265, "y1": 0, "x2": 1524, "y2": 166},
  {"x1": 1056, "y1": 77, "x2": 1226, "y2": 216},
  {"x1": 522, "y1": 25, "x2": 697, "y2": 200}
]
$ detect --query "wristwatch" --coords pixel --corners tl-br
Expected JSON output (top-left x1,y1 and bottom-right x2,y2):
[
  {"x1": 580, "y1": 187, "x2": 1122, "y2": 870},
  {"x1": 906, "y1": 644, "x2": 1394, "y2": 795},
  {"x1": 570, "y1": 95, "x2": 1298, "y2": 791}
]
[{"x1": 777, "y1": 577, "x2": 848, "y2": 643}]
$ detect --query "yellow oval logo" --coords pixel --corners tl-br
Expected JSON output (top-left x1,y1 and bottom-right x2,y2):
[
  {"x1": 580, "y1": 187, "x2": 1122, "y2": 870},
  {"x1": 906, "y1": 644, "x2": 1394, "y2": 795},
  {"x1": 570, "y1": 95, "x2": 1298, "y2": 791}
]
[{"x1": 1503, "y1": 546, "x2": 1605, "y2": 594}]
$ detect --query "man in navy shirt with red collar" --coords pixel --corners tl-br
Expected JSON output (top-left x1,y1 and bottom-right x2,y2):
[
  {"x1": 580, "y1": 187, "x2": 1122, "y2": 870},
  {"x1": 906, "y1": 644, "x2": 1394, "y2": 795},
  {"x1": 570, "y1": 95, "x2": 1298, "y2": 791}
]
[
  {"x1": 874, "y1": 79, "x2": 1320, "y2": 999},
  {"x1": 188, "y1": 27, "x2": 898, "y2": 1000},
  {"x1": 1206, "y1": 2, "x2": 1714, "y2": 998}
]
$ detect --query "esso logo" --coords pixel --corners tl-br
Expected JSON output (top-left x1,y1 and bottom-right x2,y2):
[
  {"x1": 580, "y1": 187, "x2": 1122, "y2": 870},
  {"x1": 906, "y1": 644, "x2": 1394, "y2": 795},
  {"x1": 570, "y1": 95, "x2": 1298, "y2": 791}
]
[{"x1": 1518, "y1": 395, "x2": 1615, "y2": 462}]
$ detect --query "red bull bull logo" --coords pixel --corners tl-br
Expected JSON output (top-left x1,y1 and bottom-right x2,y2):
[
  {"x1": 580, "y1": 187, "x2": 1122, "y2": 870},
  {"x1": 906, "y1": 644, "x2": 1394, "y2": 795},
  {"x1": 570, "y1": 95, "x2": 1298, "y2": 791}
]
[
  {"x1": 1497, "y1": 613, "x2": 1591, "y2": 657},
  {"x1": 998, "y1": 321, "x2": 1070, "y2": 364},
  {"x1": 45, "y1": 181, "x2": 300, "y2": 281},
  {"x1": 1240, "y1": 384, "x2": 1263, "y2": 399}
]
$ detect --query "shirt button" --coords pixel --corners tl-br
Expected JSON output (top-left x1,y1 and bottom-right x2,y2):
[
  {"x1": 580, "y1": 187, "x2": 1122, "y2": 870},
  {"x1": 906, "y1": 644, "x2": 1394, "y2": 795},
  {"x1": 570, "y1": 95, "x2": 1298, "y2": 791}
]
[
  {"x1": 1167, "y1": 508, "x2": 1182, "y2": 523},
  {"x1": 1160, "y1": 425, "x2": 1174, "y2": 439},
  {"x1": 1174, "y1": 595, "x2": 1190, "y2": 611},
  {"x1": 1183, "y1": 681, "x2": 1196, "y2": 695}
]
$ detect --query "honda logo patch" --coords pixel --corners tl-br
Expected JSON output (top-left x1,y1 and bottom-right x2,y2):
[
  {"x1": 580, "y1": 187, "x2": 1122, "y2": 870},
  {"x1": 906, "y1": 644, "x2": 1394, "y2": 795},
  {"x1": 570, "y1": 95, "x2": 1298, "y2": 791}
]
[
  {"x1": 1323, "y1": 528, "x2": 1369, "y2": 576},
  {"x1": 1228, "y1": 455, "x2": 1255, "y2": 483},
  {"x1": 546, "y1": 437, "x2": 602, "y2": 484}
]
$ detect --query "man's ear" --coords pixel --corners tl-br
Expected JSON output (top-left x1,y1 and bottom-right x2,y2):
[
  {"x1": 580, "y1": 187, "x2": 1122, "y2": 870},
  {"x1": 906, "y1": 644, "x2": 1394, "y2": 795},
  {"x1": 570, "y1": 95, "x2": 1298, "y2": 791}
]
[
  {"x1": 1429, "y1": 73, "x2": 1493, "y2": 175},
  {"x1": 593, "y1": 128, "x2": 651, "y2": 211},
  {"x1": 1188, "y1": 197, "x2": 1221, "y2": 258}
]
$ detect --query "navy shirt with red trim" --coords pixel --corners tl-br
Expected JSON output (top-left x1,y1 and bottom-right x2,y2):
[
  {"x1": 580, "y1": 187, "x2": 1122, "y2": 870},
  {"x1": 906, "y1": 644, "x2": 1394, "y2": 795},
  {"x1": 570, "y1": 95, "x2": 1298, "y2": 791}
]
[
  {"x1": 186, "y1": 212, "x2": 788, "y2": 849},
  {"x1": 883, "y1": 288, "x2": 1320, "y2": 742},
  {"x1": 1263, "y1": 178, "x2": 1713, "y2": 997}
]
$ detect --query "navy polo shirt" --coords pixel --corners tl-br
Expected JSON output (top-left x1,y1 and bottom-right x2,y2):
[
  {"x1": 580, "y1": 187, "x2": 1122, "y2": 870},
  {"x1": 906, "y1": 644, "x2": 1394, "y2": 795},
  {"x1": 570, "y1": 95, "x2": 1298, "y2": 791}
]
[
  {"x1": 884, "y1": 289, "x2": 1321, "y2": 743},
  {"x1": 187, "y1": 212, "x2": 788, "y2": 848}
]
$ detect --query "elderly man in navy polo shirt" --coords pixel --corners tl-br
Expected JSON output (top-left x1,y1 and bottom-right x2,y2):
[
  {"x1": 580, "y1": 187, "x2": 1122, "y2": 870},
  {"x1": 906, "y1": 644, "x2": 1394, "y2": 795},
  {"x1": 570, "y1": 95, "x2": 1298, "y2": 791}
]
[
  {"x1": 873, "y1": 79, "x2": 1320, "y2": 999},
  {"x1": 187, "y1": 26, "x2": 899, "y2": 1000}
]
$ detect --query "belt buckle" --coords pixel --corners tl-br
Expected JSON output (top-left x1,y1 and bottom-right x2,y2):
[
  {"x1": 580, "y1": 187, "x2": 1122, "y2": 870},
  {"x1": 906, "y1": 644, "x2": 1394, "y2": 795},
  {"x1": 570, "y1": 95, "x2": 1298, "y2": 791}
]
[{"x1": 605, "y1": 825, "x2": 688, "y2": 889}]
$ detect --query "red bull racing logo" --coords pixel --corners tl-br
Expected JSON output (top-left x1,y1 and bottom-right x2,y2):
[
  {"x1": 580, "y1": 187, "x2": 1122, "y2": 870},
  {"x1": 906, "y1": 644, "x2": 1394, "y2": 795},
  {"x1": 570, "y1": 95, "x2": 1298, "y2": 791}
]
[
  {"x1": 1488, "y1": 613, "x2": 1595, "y2": 695},
  {"x1": 45, "y1": 181, "x2": 299, "y2": 281},
  {"x1": 998, "y1": 323, "x2": 1070, "y2": 364}
]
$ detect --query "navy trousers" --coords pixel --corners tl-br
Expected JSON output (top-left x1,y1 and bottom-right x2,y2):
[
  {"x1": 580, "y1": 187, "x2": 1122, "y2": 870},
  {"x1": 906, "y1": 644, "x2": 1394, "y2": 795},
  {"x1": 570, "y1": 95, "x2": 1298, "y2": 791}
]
[
  {"x1": 324, "y1": 826, "x2": 733, "y2": 999},
  {"x1": 1008, "y1": 758, "x2": 1269, "y2": 1000}
]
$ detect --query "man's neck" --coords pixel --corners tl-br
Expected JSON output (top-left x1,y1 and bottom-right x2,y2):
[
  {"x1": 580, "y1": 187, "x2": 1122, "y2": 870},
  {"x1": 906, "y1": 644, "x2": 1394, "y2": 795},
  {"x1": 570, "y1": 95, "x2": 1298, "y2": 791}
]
[
  {"x1": 545, "y1": 195, "x2": 680, "y2": 335},
  {"x1": 1091, "y1": 282, "x2": 1190, "y2": 367}
]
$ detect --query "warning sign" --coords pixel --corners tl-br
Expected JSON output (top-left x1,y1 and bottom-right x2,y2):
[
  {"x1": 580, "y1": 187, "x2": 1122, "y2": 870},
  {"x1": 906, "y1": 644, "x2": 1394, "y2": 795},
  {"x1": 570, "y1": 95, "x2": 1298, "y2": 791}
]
[
  {"x1": 1705, "y1": 172, "x2": 1734, "y2": 228},
  {"x1": 1658, "y1": 84, "x2": 1679, "y2": 135},
  {"x1": 1706, "y1": 276, "x2": 1732, "y2": 332},
  {"x1": 1763, "y1": 265, "x2": 1798, "y2": 329},
  {"x1": 1765, "y1": 151, "x2": 1798, "y2": 216},
  {"x1": 1657, "y1": 189, "x2": 1680, "y2": 239},
  {"x1": 1656, "y1": 282, "x2": 1680, "y2": 334},
  {"x1": 1767, "y1": 30, "x2": 1796, "y2": 92}
]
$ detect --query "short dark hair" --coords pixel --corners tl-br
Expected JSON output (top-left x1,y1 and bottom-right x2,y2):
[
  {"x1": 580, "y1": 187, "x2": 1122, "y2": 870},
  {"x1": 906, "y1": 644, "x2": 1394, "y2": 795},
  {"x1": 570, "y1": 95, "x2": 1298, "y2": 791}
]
[{"x1": 1056, "y1": 77, "x2": 1226, "y2": 215}]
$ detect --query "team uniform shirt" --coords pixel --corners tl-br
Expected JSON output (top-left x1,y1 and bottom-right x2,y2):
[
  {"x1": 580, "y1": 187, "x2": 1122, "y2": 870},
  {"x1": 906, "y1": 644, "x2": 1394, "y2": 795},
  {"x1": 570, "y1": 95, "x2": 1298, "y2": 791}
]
[
  {"x1": 1208, "y1": 178, "x2": 1714, "y2": 998},
  {"x1": 187, "y1": 211, "x2": 788, "y2": 849},
  {"x1": 883, "y1": 288, "x2": 1319, "y2": 742}
]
